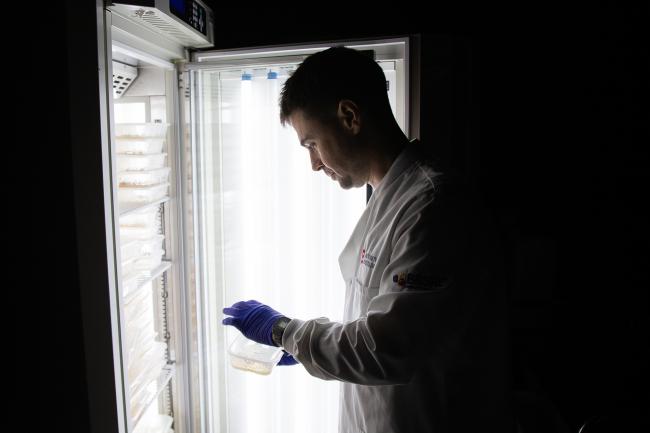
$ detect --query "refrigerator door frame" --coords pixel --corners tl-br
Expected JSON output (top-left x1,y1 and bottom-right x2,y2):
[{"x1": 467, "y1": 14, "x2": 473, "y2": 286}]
[
  {"x1": 187, "y1": 36, "x2": 417, "y2": 139},
  {"x1": 183, "y1": 35, "x2": 419, "y2": 433}
]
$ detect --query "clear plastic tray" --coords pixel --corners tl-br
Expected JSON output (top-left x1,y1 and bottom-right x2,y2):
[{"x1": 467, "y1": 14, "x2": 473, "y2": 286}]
[
  {"x1": 120, "y1": 206, "x2": 160, "y2": 227},
  {"x1": 120, "y1": 239, "x2": 143, "y2": 263},
  {"x1": 115, "y1": 122, "x2": 169, "y2": 138},
  {"x1": 122, "y1": 272, "x2": 144, "y2": 297},
  {"x1": 120, "y1": 223, "x2": 161, "y2": 241},
  {"x1": 120, "y1": 236, "x2": 164, "y2": 263},
  {"x1": 123, "y1": 288, "x2": 152, "y2": 317},
  {"x1": 133, "y1": 406, "x2": 173, "y2": 433},
  {"x1": 130, "y1": 356, "x2": 166, "y2": 405},
  {"x1": 140, "y1": 235, "x2": 165, "y2": 256},
  {"x1": 122, "y1": 252, "x2": 164, "y2": 281},
  {"x1": 119, "y1": 167, "x2": 170, "y2": 187},
  {"x1": 127, "y1": 330, "x2": 158, "y2": 365},
  {"x1": 128, "y1": 334, "x2": 157, "y2": 366},
  {"x1": 129, "y1": 342, "x2": 167, "y2": 386},
  {"x1": 116, "y1": 137, "x2": 165, "y2": 154},
  {"x1": 119, "y1": 183, "x2": 169, "y2": 205},
  {"x1": 228, "y1": 333, "x2": 283, "y2": 375},
  {"x1": 117, "y1": 153, "x2": 167, "y2": 171},
  {"x1": 125, "y1": 317, "x2": 156, "y2": 353}
]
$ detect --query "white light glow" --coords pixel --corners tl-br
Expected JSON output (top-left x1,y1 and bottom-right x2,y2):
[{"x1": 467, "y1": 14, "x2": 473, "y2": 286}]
[{"x1": 198, "y1": 68, "x2": 366, "y2": 433}]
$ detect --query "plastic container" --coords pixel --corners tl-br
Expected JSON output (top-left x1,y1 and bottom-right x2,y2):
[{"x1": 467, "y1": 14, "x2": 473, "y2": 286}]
[
  {"x1": 115, "y1": 122, "x2": 169, "y2": 138},
  {"x1": 124, "y1": 283, "x2": 153, "y2": 322},
  {"x1": 116, "y1": 137, "x2": 165, "y2": 154},
  {"x1": 129, "y1": 342, "x2": 167, "y2": 385},
  {"x1": 122, "y1": 272, "x2": 144, "y2": 297},
  {"x1": 228, "y1": 333, "x2": 283, "y2": 375},
  {"x1": 120, "y1": 206, "x2": 160, "y2": 227},
  {"x1": 130, "y1": 356, "x2": 166, "y2": 410},
  {"x1": 125, "y1": 318, "x2": 156, "y2": 355},
  {"x1": 135, "y1": 253, "x2": 164, "y2": 270},
  {"x1": 133, "y1": 406, "x2": 173, "y2": 433},
  {"x1": 120, "y1": 222, "x2": 161, "y2": 241},
  {"x1": 120, "y1": 239, "x2": 143, "y2": 263},
  {"x1": 124, "y1": 289, "x2": 153, "y2": 323},
  {"x1": 121, "y1": 235, "x2": 164, "y2": 262},
  {"x1": 128, "y1": 333, "x2": 157, "y2": 367},
  {"x1": 140, "y1": 235, "x2": 165, "y2": 256},
  {"x1": 117, "y1": 153, "x2": 167, "y2": 171},
  {"x1": 119, "y1": 183, "x2": 169, "y2": 205},
  {"x1": 119, "y1": 167, "x2": 170, "y2": 187},
  {"x1": 122, "y1": 252, "x2": 165, "y2": 278}
]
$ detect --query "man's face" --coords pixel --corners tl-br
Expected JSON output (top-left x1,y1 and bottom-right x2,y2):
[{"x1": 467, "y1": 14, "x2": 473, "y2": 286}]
[{"x1": 288, "y1": 109, "x2": 367, "y2": 189}]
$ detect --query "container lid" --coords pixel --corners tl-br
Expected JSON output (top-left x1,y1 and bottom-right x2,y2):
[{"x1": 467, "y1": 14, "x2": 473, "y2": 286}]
[
  {"x1": 115, "y1": 137, "x2": 166, "y2": 141},
  {"x1": 119, "y1": 167, "x2": 171, "y2": 175},
  {"x1": 118, "y1": 182, "x2": 170, "y2": 191},
  {"x1": 117, "y1": 152, "x2": 168, "y2": 159}
]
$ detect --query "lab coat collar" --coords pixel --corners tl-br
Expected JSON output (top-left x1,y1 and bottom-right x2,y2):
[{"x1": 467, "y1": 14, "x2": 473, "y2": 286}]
[{"x1": 369, "y1": 139, "x2": 423, "y2": 200}]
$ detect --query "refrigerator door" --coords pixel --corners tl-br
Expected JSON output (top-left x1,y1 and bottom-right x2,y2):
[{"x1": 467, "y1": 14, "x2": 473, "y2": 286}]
[
  {"x1": 183, "y1": 39, "x2": 409, "y2": 433},
  {"x1": 103, "y1": 9, "x2": 205, "y2": 433}
]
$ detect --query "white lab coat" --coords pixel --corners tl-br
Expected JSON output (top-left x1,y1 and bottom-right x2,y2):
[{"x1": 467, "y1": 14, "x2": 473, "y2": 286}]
[{"x1": 282, "y1": 141, "x2": 513, "y2": 433}]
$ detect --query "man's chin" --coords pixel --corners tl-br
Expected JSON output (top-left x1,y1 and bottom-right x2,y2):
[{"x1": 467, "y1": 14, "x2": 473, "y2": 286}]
[{"x1": 336, "y1": 176, "x2": 362, "y2": 190}]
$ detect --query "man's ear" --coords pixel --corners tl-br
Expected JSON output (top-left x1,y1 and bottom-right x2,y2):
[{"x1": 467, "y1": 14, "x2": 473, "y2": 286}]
[{"x1": 337, "y1": 99, "x2": 361, "y2": 135}]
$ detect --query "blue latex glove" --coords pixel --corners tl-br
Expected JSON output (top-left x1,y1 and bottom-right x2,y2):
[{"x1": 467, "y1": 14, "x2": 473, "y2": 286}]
[
  {"x1": 278, "y1": 350, "x2": 299, "y2": 366},
  {"x1": 222, "y1": 300, "x2": 283, "y2": 347}
]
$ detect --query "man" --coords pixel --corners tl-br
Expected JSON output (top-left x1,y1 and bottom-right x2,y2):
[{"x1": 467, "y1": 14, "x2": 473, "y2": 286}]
[{"x1": 223, "y1": 46, "x2": 513, "y2": 433}]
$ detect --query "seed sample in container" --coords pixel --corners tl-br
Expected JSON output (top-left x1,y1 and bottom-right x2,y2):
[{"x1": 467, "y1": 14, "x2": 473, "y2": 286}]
[{"x1": 228, "y1": 332, "x2": 283, "y2": 375}]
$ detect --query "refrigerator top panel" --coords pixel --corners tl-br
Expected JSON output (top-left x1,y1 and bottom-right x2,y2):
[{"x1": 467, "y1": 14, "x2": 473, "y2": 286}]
[
  {"x1": 191, "y1": 37, "x2": 408, "y2": 64},
  {"x1": 109, "y1": 0, "x2": 214, "y2": 49}
]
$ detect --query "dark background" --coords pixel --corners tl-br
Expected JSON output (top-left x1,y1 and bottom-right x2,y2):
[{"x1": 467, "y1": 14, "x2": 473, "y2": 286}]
[{"x1": 30, "y1": 3, "x2": 647, "y2": 432}]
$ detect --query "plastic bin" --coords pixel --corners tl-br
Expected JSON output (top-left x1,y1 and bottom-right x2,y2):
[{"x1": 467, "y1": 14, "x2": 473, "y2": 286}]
[
  {"x1": 122, "y1": 272, "x2": 144, "y2": 297},
  {"x1": 116, "y1": 137, "x2": 165, "y2": 154},
  {"x1": 228, "y1": 333, "x2": 283, "y2": 375},
  {"x1": 140, "y1": 235, "x2": 165, "y2": 256},
  {"x1": 120, "y1": 222, "x2": 161, "y2": 241},
  {"x1": 130, "y1": 355, "x2": 166, "y2": 405},
  {"x1": 119, "y1": 167, "x2": 170, "y2": 187},
  {"x1": 119, "y1": 183, "x2": 169, "y2": 205},
  {"x1": 124, "y1": 290, "x2": 153, "y2": 324},
  {"x1": 124, "y1": 291, "x2": 154, "y2": 330},
  {"x1": 133, "y1": 407, "x2": 173, "y2": 433},
  {"x1": 117, "y1": 153, "x2": 167, "y2": 171},
  {"x1": 125, "y1": 318, "x2": 156, "y2": 354},
  {"x1": 131, "y1": 378, "x2": 161, "y2": 421},
  {"x1": 115, "y1": 122, "x2": 169, "y2": 138},
  {"x1": 122, "y1": 252, "x2": 165, "y2": 277},
  {"x1": 121, "y1": 235, "x2": 164, "y2": 260},
  {"x1": 129, "y1": 342, "x2": 166, "y2": 385},
  {"x1": 128, "y1": 333, "x2": 157, "y2": 366},
  {"x1": 120, "y1": 239, "x2": 143, "y2": 263},
  {"x1": 120, "y1": 206, "x2": 160, "y2": 227}
]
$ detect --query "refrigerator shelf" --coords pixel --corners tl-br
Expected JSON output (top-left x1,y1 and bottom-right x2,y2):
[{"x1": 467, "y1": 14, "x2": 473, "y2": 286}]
[
  {"x1": 132, "y1": 364, "x2": 175, "y2": 430},
  {"x1": 123, "y1": 260, "x2": 172, "y2": 301},
  {"x1": 120, "y1": 197, "x2": 170, "y2": 217}
]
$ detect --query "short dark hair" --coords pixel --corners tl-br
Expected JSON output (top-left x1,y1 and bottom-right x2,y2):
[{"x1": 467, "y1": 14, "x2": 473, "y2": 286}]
[{"x1": 280, "y1": 46, "x2": 392, "y2": 126}]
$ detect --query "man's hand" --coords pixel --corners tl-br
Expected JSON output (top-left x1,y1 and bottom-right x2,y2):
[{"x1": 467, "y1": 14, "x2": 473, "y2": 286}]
[{"x1": 222, "y1": 300, "x2": 284, "y2": 347}]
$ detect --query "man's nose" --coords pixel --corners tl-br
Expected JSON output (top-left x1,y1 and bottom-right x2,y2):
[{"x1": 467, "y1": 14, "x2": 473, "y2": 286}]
[{"x1": 309, "y1": 151, "x2": 323, "y2": 172}]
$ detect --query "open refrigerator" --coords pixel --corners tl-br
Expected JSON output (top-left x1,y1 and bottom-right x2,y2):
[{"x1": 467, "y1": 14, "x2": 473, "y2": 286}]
[{"x1": 97, "y1": 2, "x2": 413, "y2": 433}]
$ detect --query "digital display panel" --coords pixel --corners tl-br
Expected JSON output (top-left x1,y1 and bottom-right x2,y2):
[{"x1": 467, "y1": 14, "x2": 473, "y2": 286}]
[{"x1": 170, "y1": 0, "x2": 207, "y2": 35}]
